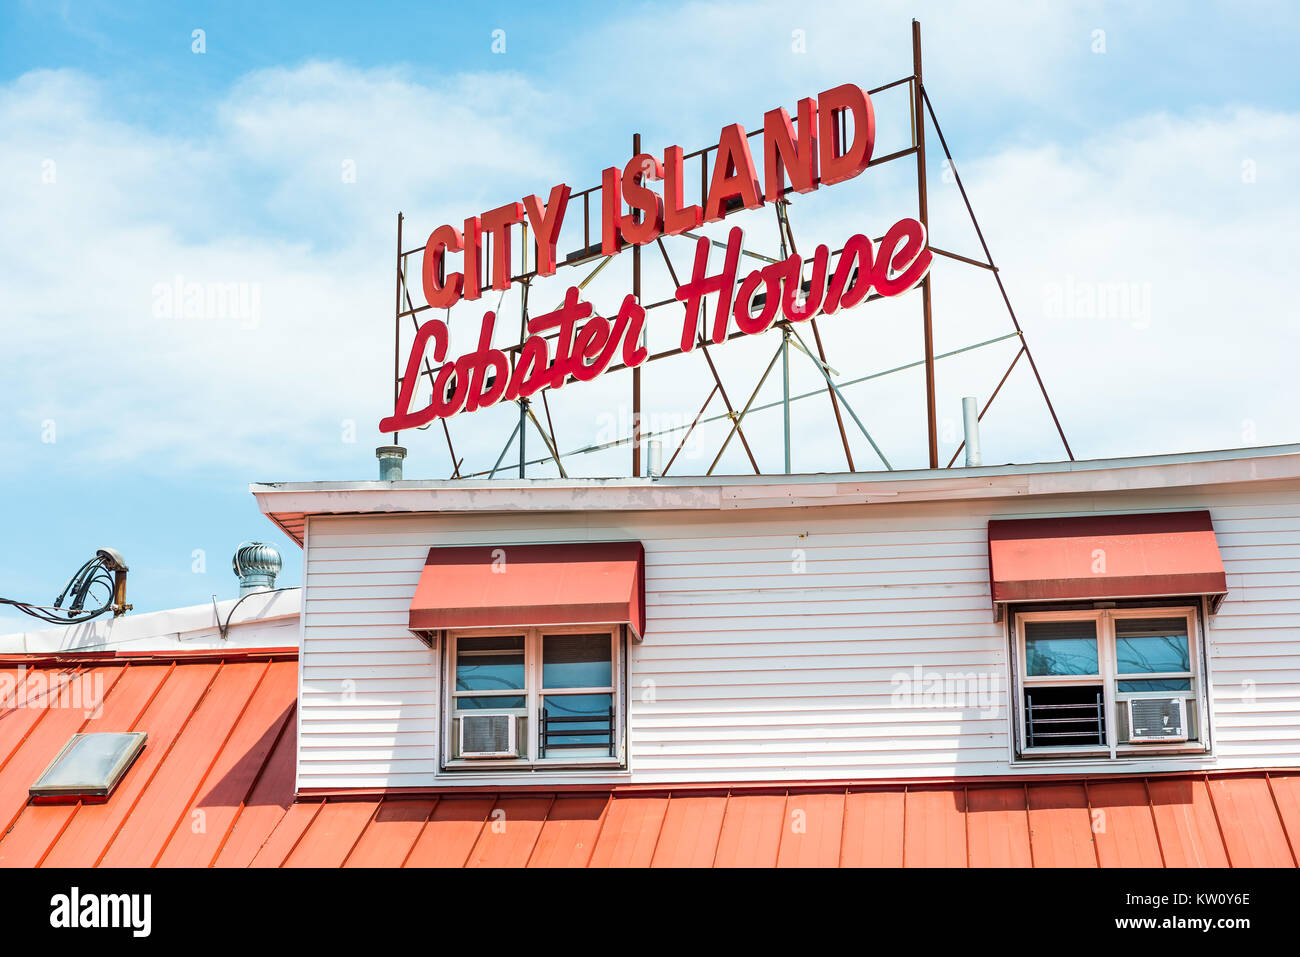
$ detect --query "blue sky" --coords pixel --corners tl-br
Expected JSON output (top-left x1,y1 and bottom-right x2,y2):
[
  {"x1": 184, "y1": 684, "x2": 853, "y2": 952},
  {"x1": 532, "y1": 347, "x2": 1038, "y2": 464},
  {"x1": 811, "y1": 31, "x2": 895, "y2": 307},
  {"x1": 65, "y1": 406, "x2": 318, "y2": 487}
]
[{"x1": 2, "y1": 0, "x2": 1298, "y2": 627}]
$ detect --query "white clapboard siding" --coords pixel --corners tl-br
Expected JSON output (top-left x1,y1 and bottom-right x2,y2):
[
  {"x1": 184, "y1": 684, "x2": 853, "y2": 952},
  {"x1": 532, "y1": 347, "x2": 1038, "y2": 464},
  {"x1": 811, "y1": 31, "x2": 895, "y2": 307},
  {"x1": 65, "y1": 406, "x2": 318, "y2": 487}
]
[{"x1": 295, "y1": 482, "x2": 1300, "y2": 789}]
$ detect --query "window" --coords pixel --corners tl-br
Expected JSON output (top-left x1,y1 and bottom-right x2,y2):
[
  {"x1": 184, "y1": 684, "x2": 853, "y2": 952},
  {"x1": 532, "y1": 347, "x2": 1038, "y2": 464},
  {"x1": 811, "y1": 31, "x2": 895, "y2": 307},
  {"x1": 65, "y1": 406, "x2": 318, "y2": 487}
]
[
  {"x1": 1013, "y1": 606, "x2": 1206, "y2": 759},
  {"x1": 444, "y1": 626, "x2": 625, "y2": 769},
  {"x1": 30, "y1": 732, "x2": 147, "y2": 802}
]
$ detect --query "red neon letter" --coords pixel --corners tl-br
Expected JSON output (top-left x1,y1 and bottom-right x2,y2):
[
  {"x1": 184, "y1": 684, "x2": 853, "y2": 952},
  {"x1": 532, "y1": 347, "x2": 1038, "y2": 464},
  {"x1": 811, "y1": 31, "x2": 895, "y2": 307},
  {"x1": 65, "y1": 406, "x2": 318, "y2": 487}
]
[
  {"x1": 456, "y1": 310, "x2": 510, "y2": 412},
  {"x1": 620, "y1": 153, "x2": 664, "y2": 246},
  {"x1": 463, "y1": 215, "x2": 483, "y2": 301},
  {"x1": 763, "y1": 97, "x2": 818, "y2": 201},
  {"x1": 522, "y1": 184, "x2": 571, "y2": 277},
  {"x1": 704, "y1": 124, "x2": 763, "y2": 223},
  {"x1": 421, "y1": 224, "x2": 464, "y2": 309},
  {"x1": 620, "y1": 295, "x2": 649, "y2": 367},
  {"x1": 782, "y1": 245, "x2": 830, "y2": 321},
  {"x1": 481, "y1": 201, "x2": 525, "y2": 291},
  {"x1": 732, "y1": 265, "x2": 782, "y2": 336},
  {"x1": 818, "y1": 83, "x2": 876, "y2": 187},
  {"x1": 675, "y1": 226, "x2": 743, "y2": 352},
  {"x1": 600, "y1": 166, "x2": 623, "y2": 256},
  {"x1": 505, "y1": 335, "x2": 551, "y2": 401},
  {"x1": 824, "y1": 233, "x2": 875, "y2": 314},
  {"x1": 527, "y1": 286, "x2": 592, "y2": 389},
  {"x1": 379, "y1": 318, "x2": 450, "y2": 432},
  {"x1": 873, "y1": 218, "x2": 932, "y2": 296},
  {"x1": 663, "y1": 145, "x2": 702, "y2": 237},
  {"x1": 569, "y1": 314, "x2": 614, "y2": 383}
]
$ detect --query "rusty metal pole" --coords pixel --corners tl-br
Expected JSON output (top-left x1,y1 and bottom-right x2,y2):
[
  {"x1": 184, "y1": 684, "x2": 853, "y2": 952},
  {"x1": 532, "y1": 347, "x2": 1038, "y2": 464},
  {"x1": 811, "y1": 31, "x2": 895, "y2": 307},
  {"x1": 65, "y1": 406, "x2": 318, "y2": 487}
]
[
  {"x1": 393, "y1": 211, "x2": 403, "y2": 447},
  {"x1": 519, "y1": 225, "x2": 528, "y2": 478},
  {"x1": 631, "y1": 132, "x2": 643, "y2": 478},
  {"x1": 912, "y1": 20, "x2": 939, "y2": 469}
]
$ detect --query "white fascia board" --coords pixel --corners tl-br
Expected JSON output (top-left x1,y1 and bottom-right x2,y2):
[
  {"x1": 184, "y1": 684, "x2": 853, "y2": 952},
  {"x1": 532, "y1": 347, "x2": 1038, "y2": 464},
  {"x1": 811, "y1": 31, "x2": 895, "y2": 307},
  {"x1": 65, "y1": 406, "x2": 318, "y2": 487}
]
[
  {"x1": 250, "y1": 445, "x2": 1300, "y2": 521},
  {"x1": 0, "y1": 587, "x2": 302, "y2": 655}
]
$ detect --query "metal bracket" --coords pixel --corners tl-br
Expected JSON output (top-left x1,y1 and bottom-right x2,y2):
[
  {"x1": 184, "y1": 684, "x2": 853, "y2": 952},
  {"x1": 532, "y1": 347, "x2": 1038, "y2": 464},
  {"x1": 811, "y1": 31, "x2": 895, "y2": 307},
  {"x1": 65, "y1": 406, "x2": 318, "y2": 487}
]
[{"x1": 211, "y1": 591, "x2": 265, "y2": 642}]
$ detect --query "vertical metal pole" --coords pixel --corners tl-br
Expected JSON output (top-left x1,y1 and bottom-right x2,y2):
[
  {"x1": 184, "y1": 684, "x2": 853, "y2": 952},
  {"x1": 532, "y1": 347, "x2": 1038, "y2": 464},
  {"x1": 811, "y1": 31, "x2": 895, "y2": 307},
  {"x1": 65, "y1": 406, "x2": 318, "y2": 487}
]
[
  {"x1": 632, "y1": 132, "x2": 643, "y2": 477},
  {"x1": 782, "y1": 325, "x2": 791, "y2": 473},
  {"x1": 393, "y1": 211, "x2": 404, "y2": 447},
  {"x1": 920, "y1": 87, "x2": 1074, "y2": 462},
  {"x1": 519, "y1": 224, "x2": 527, "y2": 479},
  {"x1": 912, "y1": 19, "x2": 939, "y2": 469},
  {"x1": 518, "y1": 400, "x2": 527, "y2": 478}
]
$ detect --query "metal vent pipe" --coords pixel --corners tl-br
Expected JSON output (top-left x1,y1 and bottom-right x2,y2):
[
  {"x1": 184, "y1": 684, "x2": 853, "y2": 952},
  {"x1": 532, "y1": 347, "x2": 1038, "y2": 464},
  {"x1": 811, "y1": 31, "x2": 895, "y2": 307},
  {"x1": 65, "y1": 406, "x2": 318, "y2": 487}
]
[{"x1": 962, "y1": 396, "x2": 982, "y2": 467}]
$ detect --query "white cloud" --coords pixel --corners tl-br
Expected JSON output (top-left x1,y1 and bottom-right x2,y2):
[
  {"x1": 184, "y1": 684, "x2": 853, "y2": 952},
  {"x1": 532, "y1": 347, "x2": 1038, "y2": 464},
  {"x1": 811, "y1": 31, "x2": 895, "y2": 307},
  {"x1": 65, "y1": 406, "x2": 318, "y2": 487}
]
[
  {"x1": 0, "y1": 63, "x2": 566, "y2": 476},
  {"x1": 1, "y1": 6, "x2": 1296, "y2": 484}
]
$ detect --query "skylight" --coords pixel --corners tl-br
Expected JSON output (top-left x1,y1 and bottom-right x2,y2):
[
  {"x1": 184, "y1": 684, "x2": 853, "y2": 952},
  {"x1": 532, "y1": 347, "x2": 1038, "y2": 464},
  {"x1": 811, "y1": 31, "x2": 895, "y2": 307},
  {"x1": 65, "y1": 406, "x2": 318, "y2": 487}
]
[{"x1": 30, "y1": 732, "x2": 146, "y2": 802}]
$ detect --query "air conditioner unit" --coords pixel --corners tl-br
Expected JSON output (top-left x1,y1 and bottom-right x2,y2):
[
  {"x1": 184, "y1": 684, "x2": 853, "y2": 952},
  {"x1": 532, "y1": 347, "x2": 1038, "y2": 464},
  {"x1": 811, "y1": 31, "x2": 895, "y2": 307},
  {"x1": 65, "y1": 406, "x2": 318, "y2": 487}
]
[
  {"x1": 1127, "y1": 697, "x2": 1188, "y2": 743},
  {"x1": 460, "y1": 713, "x2": 518, "y2": 758}
]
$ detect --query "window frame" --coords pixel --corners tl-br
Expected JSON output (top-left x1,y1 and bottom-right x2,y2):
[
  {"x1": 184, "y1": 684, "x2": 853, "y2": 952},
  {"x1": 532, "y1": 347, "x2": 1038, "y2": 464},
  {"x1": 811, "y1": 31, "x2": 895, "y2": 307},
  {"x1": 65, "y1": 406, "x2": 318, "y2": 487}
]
[
  {"x1": 1011, "y1": 604, "x2": 1209, "y2": 761},
  {"x1": 441, "y1": 623, "x2": 626, "y2": 772}
]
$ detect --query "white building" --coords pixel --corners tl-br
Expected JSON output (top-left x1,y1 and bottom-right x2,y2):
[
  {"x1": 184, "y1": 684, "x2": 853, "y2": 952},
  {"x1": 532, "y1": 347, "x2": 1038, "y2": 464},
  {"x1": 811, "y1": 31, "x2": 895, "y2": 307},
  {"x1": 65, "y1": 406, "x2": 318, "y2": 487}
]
[
  {"x1": 3, "y1": 443, "x2": 1297, "y2": 867},
  {"x1": 252, "y1": 444, "x2": 1300, "y2": 794}
]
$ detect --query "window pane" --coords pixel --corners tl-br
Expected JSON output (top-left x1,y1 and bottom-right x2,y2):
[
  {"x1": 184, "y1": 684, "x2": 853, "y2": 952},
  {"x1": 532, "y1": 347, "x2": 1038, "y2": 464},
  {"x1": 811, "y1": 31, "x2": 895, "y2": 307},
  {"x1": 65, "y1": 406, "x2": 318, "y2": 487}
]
[
  {"x1": 1024, "y1": 685, "x2": 1106, "y2": 747},
  {"x1": 1118, "y1": 679, "x2": 1192, "y2": 693},
  {"x1": 31, "y1": 733, "x2": 145, "y2": 792},
  {"x1": 455, "y1": 636, "x2": 524, "y2": 692},
  {"x1": 455, "y1": 694, "x2": 526, "y2": 710},
  {"x1": 540, "y1": 692, "x2": 613, "y2": 755},
  {"x1": 1024, "y1": 620, "x2": 1098, "y2": 676},
  {"x1": 542, "y1": 634, "x2": 612, "y2": 689},
  {"x1": 458, "y1": 636, "x2": 525, "y2": 652},
  {"x1": 1116, "y1": 618, "x2": 1190, "y2": 674}
]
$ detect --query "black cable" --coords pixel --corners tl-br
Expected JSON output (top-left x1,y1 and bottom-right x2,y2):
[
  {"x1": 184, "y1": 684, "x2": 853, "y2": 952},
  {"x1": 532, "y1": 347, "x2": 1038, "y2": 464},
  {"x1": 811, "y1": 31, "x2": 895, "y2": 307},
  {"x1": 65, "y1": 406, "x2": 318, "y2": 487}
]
[{"x1": 1, "y1": 554, "x2": 119, "y2": 625}]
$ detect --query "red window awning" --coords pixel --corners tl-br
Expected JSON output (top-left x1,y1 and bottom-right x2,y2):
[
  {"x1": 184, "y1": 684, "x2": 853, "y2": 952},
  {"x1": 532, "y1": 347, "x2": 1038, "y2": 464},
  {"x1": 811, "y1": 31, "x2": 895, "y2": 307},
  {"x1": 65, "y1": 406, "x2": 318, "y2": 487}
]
[
  {"x1": 988, "y1": 511, "x2": 1227, "y2": 612},
  {"x1": 408, "y1": 541, "x2": 646, "y2": 641}
]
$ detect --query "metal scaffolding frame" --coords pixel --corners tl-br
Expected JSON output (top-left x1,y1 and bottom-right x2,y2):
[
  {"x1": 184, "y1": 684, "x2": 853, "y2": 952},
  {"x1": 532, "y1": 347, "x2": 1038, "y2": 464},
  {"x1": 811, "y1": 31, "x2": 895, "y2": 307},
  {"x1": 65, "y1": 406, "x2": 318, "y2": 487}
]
[{"x1": 388, "y1": 20, "x2": 1072, "y2": 480}]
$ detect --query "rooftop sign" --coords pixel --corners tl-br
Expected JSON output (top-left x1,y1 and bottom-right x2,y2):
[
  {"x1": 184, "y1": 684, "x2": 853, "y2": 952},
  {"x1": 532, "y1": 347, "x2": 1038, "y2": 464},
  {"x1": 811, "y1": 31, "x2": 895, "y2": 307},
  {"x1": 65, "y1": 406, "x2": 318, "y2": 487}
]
[{"x1": 380, "y1": 83, "x2": 933, "y2": 433}]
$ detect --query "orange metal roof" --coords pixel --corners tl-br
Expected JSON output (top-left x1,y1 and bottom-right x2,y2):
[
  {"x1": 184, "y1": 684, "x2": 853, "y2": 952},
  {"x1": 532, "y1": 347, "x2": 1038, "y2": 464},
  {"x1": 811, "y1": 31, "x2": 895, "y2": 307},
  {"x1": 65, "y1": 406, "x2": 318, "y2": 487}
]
[{"x1": 1, "y1": 651, "x2": 1298, "y2": 868}]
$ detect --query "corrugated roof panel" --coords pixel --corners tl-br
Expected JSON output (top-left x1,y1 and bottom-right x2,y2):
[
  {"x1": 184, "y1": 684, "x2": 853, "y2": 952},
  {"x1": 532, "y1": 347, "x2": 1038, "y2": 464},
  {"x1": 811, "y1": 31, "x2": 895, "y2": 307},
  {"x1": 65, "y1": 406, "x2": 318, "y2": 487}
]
[
  {"x1": 465, "y1": 795, "x2": 554, "y2": 867},
  {"x1": 713, "y1": 793, "x2": 787, "y2": 867},
  {"x1": 0, "y1": 667, "x2": 74, "y2": 770},
  {"x1": 99, "y1": 661, "x2": 268, "y2": 867},
  {"x1": 776, "y1": 791, "x2": 845, "y2": 868},
  {"x1": 1147, "y1": 776, "x2": 1230, "y2": 867},
  {"x1": 404, "y1": 796, "x2": 493, "y2": 867},
  {"x1": 840, "y1": 789, "x2": 904, "y2": 866},
  {"x1": 1, "y1": 654, "x2": 1296, "y2": 869},
  {"x1": 41, "y1": 662, "x2": 220, "y2": 867},
  {"x1": 156, "y1": 660, "x2": 298, "y2": 867},
  {"x1": 1208, "y1": 775, "x2": 1296, "y2": 867},
  {"x1": 344, "y1": 799, "x2": 434, "y2": 867},
  {"x1": 0, "y1": 666, "x2": 121, "y2": 841},
  {"x1": 211, "y1": 698, "x2": 297, "y2": 868},
  {"x1": 585, "y1": 794, "x2": 668, "y2": 867},
  {"x1": 3, "y1": 665, "x2": 78, "y2": 713},
  {"x1": 965, "y1": 786, "x2": 1033, "y2": 867},
  {"x1": 3, "y1": 662, "x2": 168, "y2": 868},
  {"x1": 1026, "y1": 783, "x2": 1097, "y2": 867},
  {"x1": 904, "y1": 787, "x2": 967, "y2": 867},
  {"x1": 249, "y1": 799, "x2": 320, "y2": 867},
  {"x1": 0, "y1": 664, "x2": 28, "y2": 712},
  {"x1": 527, "y1": 794, "x2": 609, "y2": 867},
  {"x1": 1087, "y1": 780, "x2": 1164, "y2": 867},
  {"x1": 1266, "y1": 772, "x2": 1300, "y2": 864},
  {"x1": 283, "y1": 800, "x2": 377, "y2": 867},
  {"x1": 651, "y1": 793, "x2": 727, "y2": 867},
  {"x1": 1, "y1": 803, "x2": 81, "y2": 869}
]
